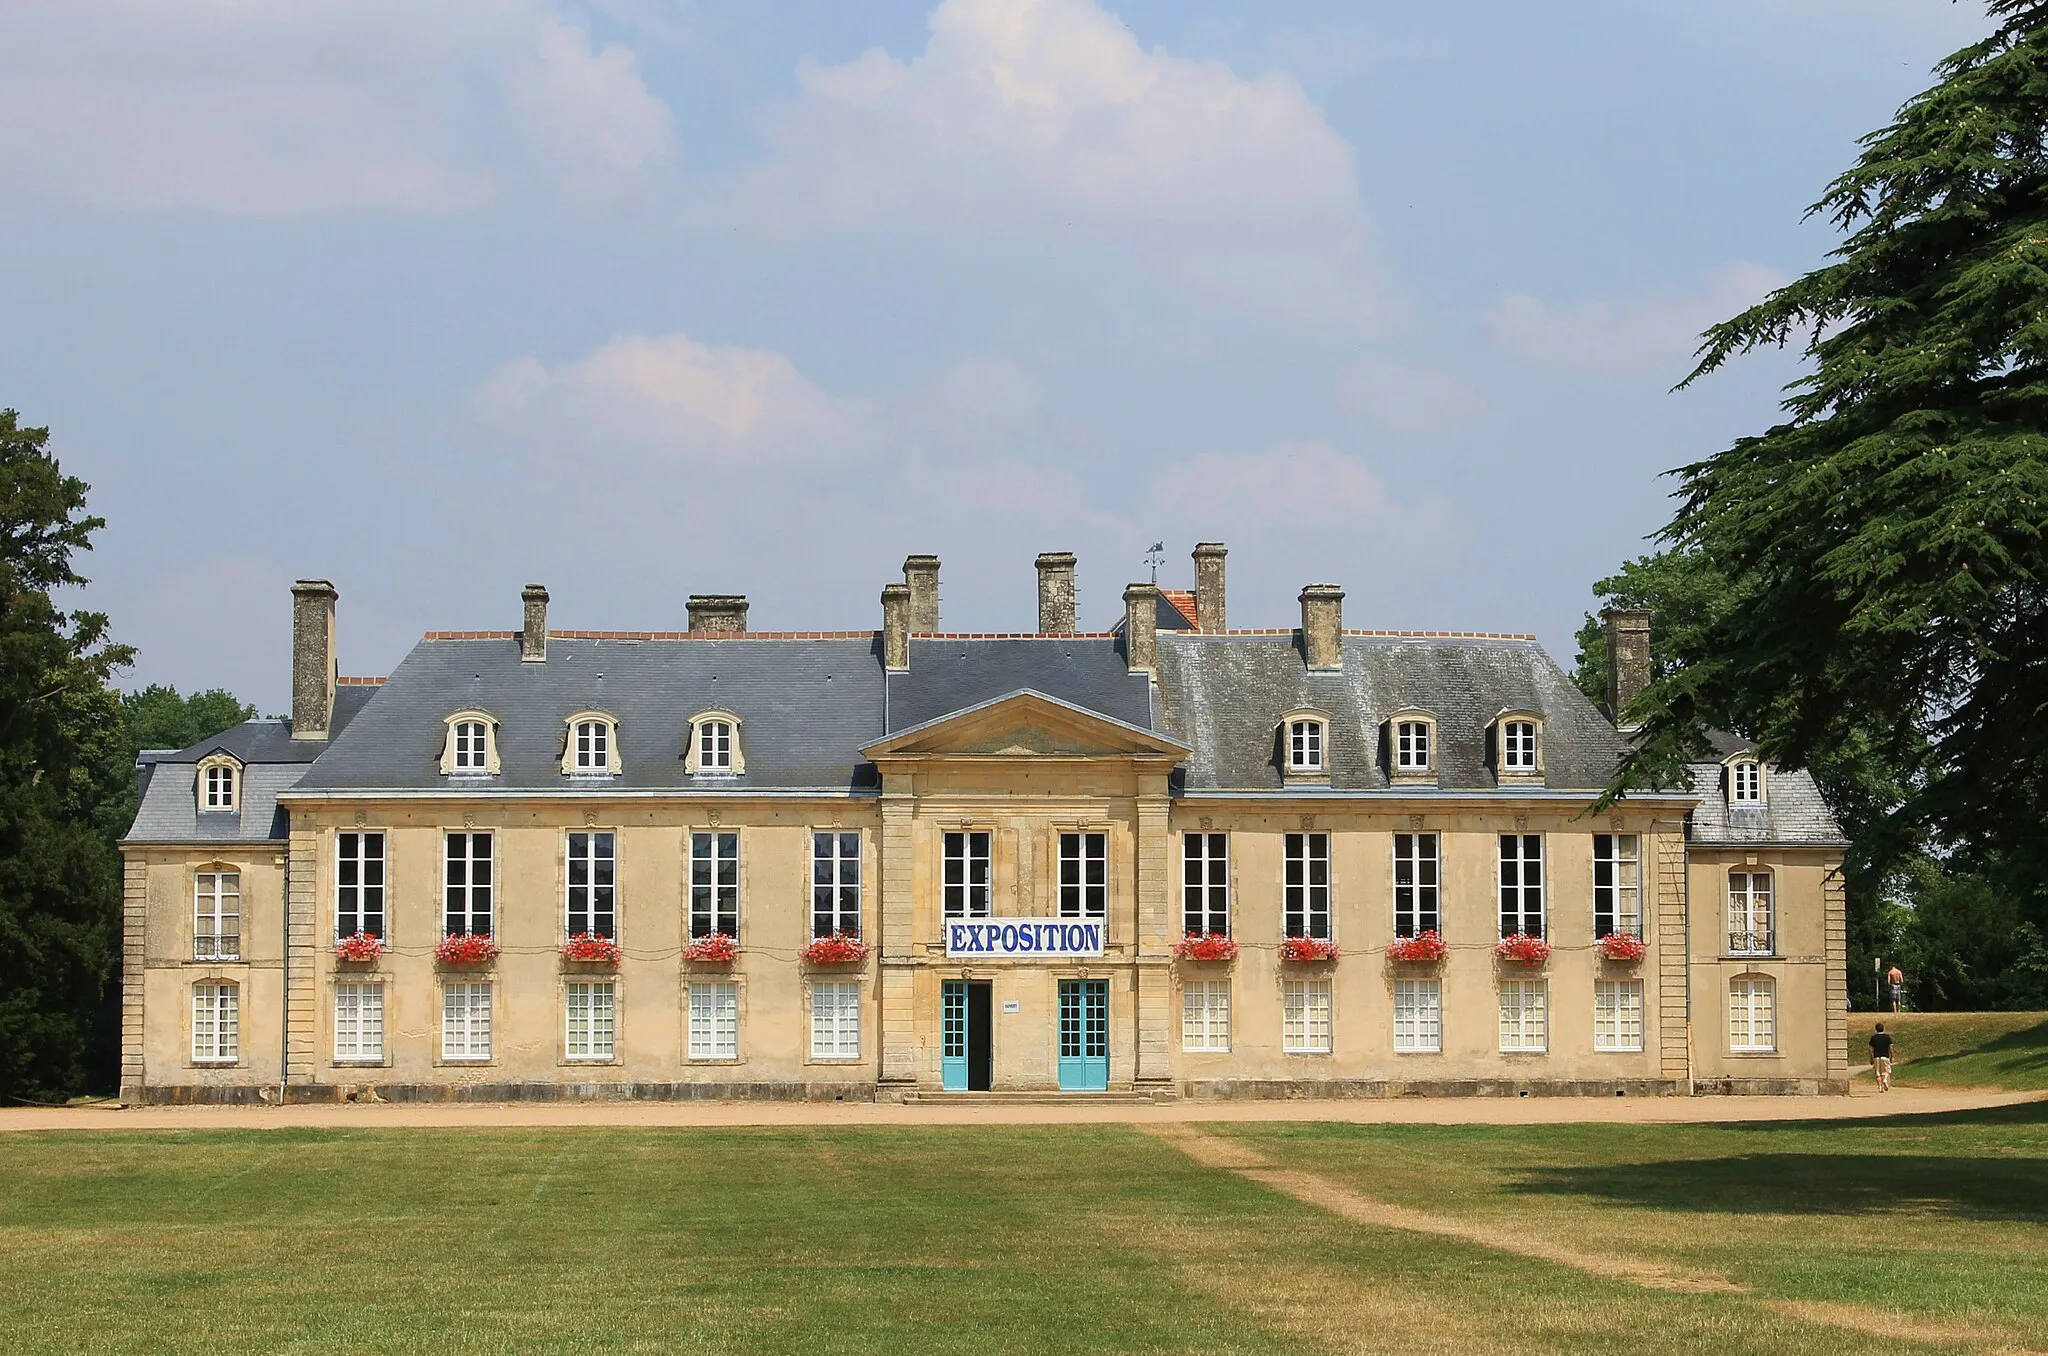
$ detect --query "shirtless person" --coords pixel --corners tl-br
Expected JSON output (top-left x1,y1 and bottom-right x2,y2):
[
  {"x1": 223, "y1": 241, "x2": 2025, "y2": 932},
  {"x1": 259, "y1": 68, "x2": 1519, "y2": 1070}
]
[{"x1": 1869, "y1": 1023, "x2": 1894, "y2": 1092}]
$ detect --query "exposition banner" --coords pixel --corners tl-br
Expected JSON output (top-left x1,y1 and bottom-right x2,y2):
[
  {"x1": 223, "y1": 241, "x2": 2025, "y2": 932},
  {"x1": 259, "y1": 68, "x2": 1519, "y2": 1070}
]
[{"x1": 944, "y1": 918, "x2": 1106, "y2": 958}]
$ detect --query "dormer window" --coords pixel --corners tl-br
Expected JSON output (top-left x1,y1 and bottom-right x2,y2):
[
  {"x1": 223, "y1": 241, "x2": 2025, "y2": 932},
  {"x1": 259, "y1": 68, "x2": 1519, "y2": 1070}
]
[
  {"x1": 196, "y1": 755, "x2": 240, "y2": 812},
  {"x1": 1386, "y1": 712, "x2": 1438, "y2": 784},
  {"x1": 684, "y1": 711, "x2": 745, "y2": 776},
  {"x1": 1281, "y1": 710, "x2": 1330, "y2": 779},
  {"x1": 1729, "y1": 758, "x2": 1765, "y2": 804},
  {"x1": 440, "y1": 711, "x2": 501, "y2": 776},
  {"x1": 1494, "y1": 712, "x2": 1543, "y2": 782},
  {"x1": 561, "y1": 712, "x2": 622, "y2": 776}
]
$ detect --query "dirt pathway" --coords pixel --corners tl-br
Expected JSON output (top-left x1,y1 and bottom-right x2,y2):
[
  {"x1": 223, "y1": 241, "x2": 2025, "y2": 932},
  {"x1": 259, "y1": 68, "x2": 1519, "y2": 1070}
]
[{"x1": 1142, "y1": 1123, "x2": 2044, "y2": 1354}]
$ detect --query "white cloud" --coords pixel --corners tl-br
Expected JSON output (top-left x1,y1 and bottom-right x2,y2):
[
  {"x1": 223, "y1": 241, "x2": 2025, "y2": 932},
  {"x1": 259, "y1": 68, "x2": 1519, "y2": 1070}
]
[
  {"x1": 1335, "y1": 355, "x2": 1487, "y2": 435},
  {"x1": 1485, "y1": 262, "x2": 1789, "y2": 376},
  {"x1": 0, "y1": 1, "x2": 673, "y2": 216},
  {"x1": 720, "y1": 0, "x2": 1386, "y2": 332}
]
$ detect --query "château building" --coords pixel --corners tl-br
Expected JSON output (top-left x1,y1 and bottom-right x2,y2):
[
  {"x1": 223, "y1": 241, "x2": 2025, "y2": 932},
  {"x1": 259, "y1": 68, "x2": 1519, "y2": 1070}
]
[{"x1": 119, "y1": 546, "x2": 1849, "y2": 1103}]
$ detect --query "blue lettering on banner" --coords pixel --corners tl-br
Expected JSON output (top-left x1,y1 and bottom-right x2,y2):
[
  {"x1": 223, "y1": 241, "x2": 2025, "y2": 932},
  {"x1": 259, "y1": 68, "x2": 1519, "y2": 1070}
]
[{"x1": 945, "y1": 918, "x2": 1105, "y2": 958}]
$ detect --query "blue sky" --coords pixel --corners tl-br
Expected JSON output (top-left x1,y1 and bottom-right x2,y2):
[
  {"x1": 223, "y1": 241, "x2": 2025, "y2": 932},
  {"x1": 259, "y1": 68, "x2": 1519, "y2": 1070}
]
[{"x1": 0, "y1": 0, "x2": 1989, "y2": 711}]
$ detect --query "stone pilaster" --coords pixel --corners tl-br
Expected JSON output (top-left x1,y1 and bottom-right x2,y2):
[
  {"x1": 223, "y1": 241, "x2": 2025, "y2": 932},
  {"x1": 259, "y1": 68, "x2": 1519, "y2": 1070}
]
[
  {"x1": 1824, "y1": 862, "x2": 1849, "y2": 1084},
  {"x1": 1133, "y1": 775, "x2": 1173, "y2": 1086},
  {"x1": 1653, "y1": 824, "x2": 1691, "y2": 1088},
  {"x1": 877, "y1": 790, "x2": 919, "y2": 1088},
  {"x1": 119, "y1": 853, "x2": 148, "y2": 1103},
  {"x1": 286, "y1": 811, "x2": 320, "y2": 1086}
]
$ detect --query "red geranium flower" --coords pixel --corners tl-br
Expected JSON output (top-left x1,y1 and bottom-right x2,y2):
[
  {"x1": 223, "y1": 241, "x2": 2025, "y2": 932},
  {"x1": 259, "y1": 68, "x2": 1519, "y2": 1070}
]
[
  {"x1": 335, "y1": 932, "x2": 383, "y2": 963},
  {"x1": 1385, "y1": 931, "x2": 1448, "y2": 963},
  {"x1": 1279, "y1": 936, "x2": 1340, "y2": 963},
  {"x1": 802, "y1": 932, "x2": 870, "y2": 965},
  {"x1": 1495, "y1": 933, "x2": 1551, "y2": 964},
  {"x1": 561, "y1": 933, "x2": 622, "y2": 965},
  {"x1": 683, "y1": 932, "x2": 739, "y2": 963},
  {"x1": 435, "y1": 933, "x2": 500, "y2": 966},
  {"x1": 1599, "y1": 932, "x2": 1647, "y2": 962},
  {"x1": 1173, "y1": 933, "x2": 1240, "y2": 962}
]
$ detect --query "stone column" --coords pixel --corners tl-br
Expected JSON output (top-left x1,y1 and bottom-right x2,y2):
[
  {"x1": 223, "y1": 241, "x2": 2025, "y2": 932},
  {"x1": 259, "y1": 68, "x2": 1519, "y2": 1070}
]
[
  {"x1": 1133, "y1": 773, "x2": 1175, "y2": 1089},
  {"x1": 877, "y1": 788, "x2": 920, "y2": 1093},
  {"x1": 119, "y1": 854, "x2": 148, "y2": 1103},
  {"x1": 286, "y1": 811, "x2": 321, "y2": 1092}
]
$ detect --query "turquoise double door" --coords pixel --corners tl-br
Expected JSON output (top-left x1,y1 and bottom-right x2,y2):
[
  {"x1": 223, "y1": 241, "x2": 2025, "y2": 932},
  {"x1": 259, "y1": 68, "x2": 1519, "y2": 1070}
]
[{"x1": 941, "y1": 978, "x2": 1108, "y2": 1092}]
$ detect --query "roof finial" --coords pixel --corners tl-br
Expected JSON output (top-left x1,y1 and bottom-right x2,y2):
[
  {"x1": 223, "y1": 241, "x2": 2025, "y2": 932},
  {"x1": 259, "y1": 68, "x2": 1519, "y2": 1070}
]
[{"x1": 1145, "y1": 541, "x2": 1165, "y2": 584}]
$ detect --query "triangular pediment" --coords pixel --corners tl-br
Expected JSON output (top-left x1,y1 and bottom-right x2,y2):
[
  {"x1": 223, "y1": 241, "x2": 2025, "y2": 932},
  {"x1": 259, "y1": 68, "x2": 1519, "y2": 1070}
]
[{"x1": 862, "y1": 690, "x2": 1188, "y2": 761}]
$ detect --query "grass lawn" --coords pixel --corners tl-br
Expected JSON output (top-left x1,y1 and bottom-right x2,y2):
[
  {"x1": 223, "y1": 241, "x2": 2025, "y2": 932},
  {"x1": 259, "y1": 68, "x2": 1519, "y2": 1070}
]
[
  {"x1": 1846, "y1": 1010, "x2": 2048, "y2": 1089},
  {"x1": 3, "y1": 1108, "x2": 2046, "y2": 1355}
]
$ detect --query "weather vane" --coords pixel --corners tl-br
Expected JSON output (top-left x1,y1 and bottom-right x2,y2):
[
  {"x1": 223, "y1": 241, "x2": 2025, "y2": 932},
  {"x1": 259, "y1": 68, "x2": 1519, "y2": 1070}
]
[{"x1": 1145, "y1": 541, "x2": 1165, "y2": 584}]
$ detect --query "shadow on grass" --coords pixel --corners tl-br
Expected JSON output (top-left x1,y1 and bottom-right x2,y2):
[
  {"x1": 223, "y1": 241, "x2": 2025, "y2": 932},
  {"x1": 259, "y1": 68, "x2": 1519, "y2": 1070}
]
[{"x1": 1508, "y1": 1149, "x2": 2048, "y2": 1222}]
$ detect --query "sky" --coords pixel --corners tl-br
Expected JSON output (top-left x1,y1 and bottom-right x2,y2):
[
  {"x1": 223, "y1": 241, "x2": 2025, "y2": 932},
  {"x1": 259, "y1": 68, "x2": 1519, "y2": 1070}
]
[{"x1": 0, "y1": 0, "x2": 1993, "y2": 713}]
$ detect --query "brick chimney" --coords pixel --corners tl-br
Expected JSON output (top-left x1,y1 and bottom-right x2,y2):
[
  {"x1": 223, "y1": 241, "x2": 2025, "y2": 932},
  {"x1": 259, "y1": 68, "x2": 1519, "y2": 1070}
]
[
  {"x1": 1300, "y1": 584, "x2": 1344, "y2": 671},
  {"x1": 1123, "y1": 583, "x2": 1159, "y2": 673},
  {"x1": 521, "y1": 584, "x2": 549, "y2": 662},
  {"x1": 290, "y1": 579, "x2": 338, "y2": 741},
  {"x1": 1603, "y1": 608, "x2": 1652, "y2": 728},
  {"x1": 688, "y1": 595, "x2": 749, "y2": 633},
  {"x1": 904, "y1": 554, "x2": 940, "y2": 632},
  {"x1": 1193, "y1": 542, "x2": 1227, "y2": 632},
  {"x1": 1035, "y1": 552, "x2": 1077, "y2": 633},
  {"x1": 881, "y1": 583, "x2": 911, "y2": 671}
]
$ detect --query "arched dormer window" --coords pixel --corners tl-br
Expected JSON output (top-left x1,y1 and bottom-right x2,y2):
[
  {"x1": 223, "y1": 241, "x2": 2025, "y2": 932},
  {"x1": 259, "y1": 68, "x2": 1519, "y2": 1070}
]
[
  {"x1": 1385, "y1": 709, "x2": 1437, "y2": 783},
  {"x1": 1280, "y1": 708, "x2": 1330, "y2": 780},
  {"x1": 440, "y1": 710, "x2": 501, "y2": 776},
  {"x1": 196, "y1": 753, "x2": 242, "y2": 812},
  {"x1": 1726, "y1": 754, "x2": 1766, "y2": 805},
  {"x1": 684, "y1": 710, "x2": 745, "y2": 776},
  {"x1": 562, "y1": 712, "x2": 621, "y2": 776},
  {"x1": 1494, "y1": 711, "x2": 1544, "y2": 782}
]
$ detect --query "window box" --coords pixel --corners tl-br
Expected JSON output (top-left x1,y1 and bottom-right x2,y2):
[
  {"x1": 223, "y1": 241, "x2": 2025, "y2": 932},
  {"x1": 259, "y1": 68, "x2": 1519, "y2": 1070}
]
[
  {"x1": 561, "y1": 933, "x2": 622, "y2": 966},
  {"x1": 1385, "y1": 931, "x2": 1448, "y2": 964},
  {"x1": 1279, "y1": 936, "x2": 1340, "y2": 964},
  {"x1": 435, "y1": 933, "x2": 500, "y2": 966},
  {"x1": 683, "y1": 933, "x2": 739, "y2": 964},
  {"x1": 1494, "y1": 934, "x2": 1551, "y2": 965},
  {"x1": 1599, "y1": 932, "x2": 1647, "y2": 962},
  {"x1": 335, "y1": 932, "x2": 384, "y2": 964},
  {"x1": 801, "y1": 932, "x2": 870, "y2": 966},
  {"x1": 1173, "y1": 932, "x2": 1239, "y2": 962}
]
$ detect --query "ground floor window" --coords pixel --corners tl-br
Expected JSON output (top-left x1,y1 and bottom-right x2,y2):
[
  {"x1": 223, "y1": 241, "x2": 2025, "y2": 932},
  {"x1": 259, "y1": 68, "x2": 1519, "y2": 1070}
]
[
  {"x1": 810, "y1": 980, "x2": 861, "y2": 1060},
  {"x1": 565, "y1": 981, "x2": 616, "y2": 1061},
  {"x1": 690, "y1": 981, "x2": 740, "y2": 1060},
  {"x1": 1181, "y1": 980, "x2": 1230, "y2": 1052},
  {"x1": 442, "y1": 982, "x2": 492, "y2": 1062},
  {"x1": 1498, "y1": 980, "x2": 1547, "y2": 1053},
  {"x1": 192, "y1": 983, "x2": 238, "y2": 1062},
  {"x1": 334, "y1": 982, "x2": 384, "y2": 1062},
  {"x1": 1393, "y1": 979, "x2": 1442, "y2": 1053},
  {"x1": 1282, "y1": 979, "x2": 1332, "y2": 1054},
  {"x1": 1594, "y1": 979, "x2": 1644, "y2": 1052},
  {"x1": 1729, "y1": 976, "x2": 1777, "y2": 1052}
]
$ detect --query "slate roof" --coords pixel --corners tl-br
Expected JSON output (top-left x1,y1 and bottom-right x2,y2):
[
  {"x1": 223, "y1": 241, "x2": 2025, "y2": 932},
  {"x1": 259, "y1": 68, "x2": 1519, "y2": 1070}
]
[
  {"x1": 886, "y1": 638, "x2": 1152, "y2": 733},
  {"x1": 1686, "y1": 733, "x2": 1847, "y2": 846},
  {"x1": 1154, "y1": 632, "x2": 1630, "y2": 793}
]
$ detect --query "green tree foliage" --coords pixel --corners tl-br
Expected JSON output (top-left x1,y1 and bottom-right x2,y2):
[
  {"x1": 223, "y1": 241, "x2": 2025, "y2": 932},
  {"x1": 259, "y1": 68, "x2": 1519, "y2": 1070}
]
[
  {"x1": 1619, "y1": 1, "x2": 2048, "y2": 919},
  {"x1": 0, "y1": 410, "x2": 134, "y2": 1101},
  {"x1": 97, "y1": 686, "x2": 256, "y2": 842}
]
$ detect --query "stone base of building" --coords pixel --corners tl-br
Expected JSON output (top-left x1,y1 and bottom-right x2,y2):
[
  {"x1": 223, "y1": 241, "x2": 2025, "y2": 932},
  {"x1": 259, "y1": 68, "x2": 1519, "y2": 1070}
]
[
  {"x1": 1183, "y1": 1077, "x2": 1687, "y2": 1099},
  {"x1": 127, "y1": 1079, "x2": 881, "y2": 1107},
  {"x1": 1690, "y1": 1076, "x2": 1850, "y2": 1096}
]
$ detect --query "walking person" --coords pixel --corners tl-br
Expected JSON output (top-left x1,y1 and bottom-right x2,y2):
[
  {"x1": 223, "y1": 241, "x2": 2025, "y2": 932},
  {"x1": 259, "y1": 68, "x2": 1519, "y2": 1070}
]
[
  {"x1": 1887, "y1": 963, "x2": 1906, "y2": 1012},
  {"x1": 1869, "y1": 1022, "x2": 1894, "y2": 1092}
]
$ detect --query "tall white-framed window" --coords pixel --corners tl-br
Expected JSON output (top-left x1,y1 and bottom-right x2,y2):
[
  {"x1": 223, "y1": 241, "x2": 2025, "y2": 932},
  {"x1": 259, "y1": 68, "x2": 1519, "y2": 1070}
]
[
  {"x1": 1393, "y1": 979, "x2": 1442, "y2": 1053},
  {"x1": 1287, "y1": 718, "x2": 1326, "y2": 774},
  {"x1": 1594, "y1": 979, "x2": 1644, "y2": 1052},
  {"x1": 689, "y1": 981, "x2": 740, "y2": 1060},
  {"x1": 1499, "y1": 834, "x2": 1544, "y2": 938},
  {"x1": 565, "y1": 981, "x2": 617, "y2": 1061},
  {"x1": 1283, "y1": 832, "x2": 1331, "y2": 940},
  {"x1": 194, "y1": 870, "x2": 241, "y2": 961},
  {"x1": 691, "y1": 830, "x2": 740, "y2": 939},
  {"x1": 1282, "y1": 979, "x2": 1333, "y2": 1054},
  {"x1": 336, "y1": 831, "x2": 386, "y2": 940},
  {"x1": 1395, "y1": 720, "x2": 1433, "y2": 772},
  {"x1": 441, "y1": 711, "x2": 500, "y2": 776},
  {"x1": 1393, "y1": 833, "x2": 1440, "y2": 937},
  {"x1": 1498, "y1": 980, "x2": 1547, "y2": 1053},
  {"x1": 444, "y1": 831, "x2": 493, "y2": 937},
  {"x1": 1059, "y1": 831, "x2": 1108, "y2": 918},
  {"x1": 1729, "y1": 976, "x2": 1776, "y2": 1052},
  {"x1": 441, "y1": 982, "x2": 492, "y2": 1061},
  {"x1": 1729, "y1": 758, "x2": 1765, "y2": 803},
  {"x1": 698, "y1": 720, "x2": 733, "y2": 771},
  {"x1": 1181, "y1": 980, "x2": 1231, "y2": 1052},
  {"x1": 1183, "y1": 832, "x2": 1230, "y2": 935},
  {"x1": 1501, "y1": 719, "x2": 1539, "y2": 772},
  {"x1": 812, "y1": 831, "x2": 861, "y2": 938},
  {"x1": 942, "y1": 830, "x2": 992, "y2": 919},
  {"x1": 565, "y1": 831, "x2": 616, "y2": 939},
  {"x1": 200, "y1": 761, "x2": 238, "y2": 811},
  {"x1": 1593, "y1": 834, "x2": 1641, "y2": 939},
  {"x1": 810, "y1": 980, "x2": 861, "y2": 1060},
  {"x1": 563, "y1": 713, "x2": 620, "y2": 776},
  {"x1": 1728, "y1": 871, "x2": 1773, "y2": 955},
  {"x1": 685, "y1": 711, "x2": 745, "y2": 776},
  {"x1": 454, "y1": 722, "x2": 488, "y2": 773},
  {"x1": 192, "y1": 982, "x2": 239, "y2": 1063},
  {"x1": 334, "y1": 982, "x2": 385, "y2": 1062}
]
